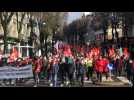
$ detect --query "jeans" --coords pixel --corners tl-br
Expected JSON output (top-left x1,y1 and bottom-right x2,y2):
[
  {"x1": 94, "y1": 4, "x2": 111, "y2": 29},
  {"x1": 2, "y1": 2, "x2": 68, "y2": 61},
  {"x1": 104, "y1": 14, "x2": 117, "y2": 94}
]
[
  {"x1": 52, "y1": 73, "x2": 58, "y2": 87},
  {"x1": 34, "y1": 73, "x2": 40, "y2": 85},
  {"x1": 127, "y1": 72, "x2": 132, "y2": 82},
  {"x1": 132, "y1": 73, "x2": 134, "y2": 86},
  {"x1": 52, "y1": 64, "x2": 59, "y2": 87},
  {"x1": 77, "y1": 74, "x2": 84, "y2": 86},
  {"x1": 97, "y1": 72, "x2": 102, "y2": 82},
  {"x1": 86, "y1": 67, "x2": 93, "y2": 80}
]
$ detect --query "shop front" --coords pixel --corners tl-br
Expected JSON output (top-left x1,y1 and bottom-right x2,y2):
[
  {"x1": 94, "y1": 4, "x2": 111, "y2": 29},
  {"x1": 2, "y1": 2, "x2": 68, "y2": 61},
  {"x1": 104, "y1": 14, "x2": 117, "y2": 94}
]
[{"x1": 0, "y1": 37, "x2": 33, "y2": 58}]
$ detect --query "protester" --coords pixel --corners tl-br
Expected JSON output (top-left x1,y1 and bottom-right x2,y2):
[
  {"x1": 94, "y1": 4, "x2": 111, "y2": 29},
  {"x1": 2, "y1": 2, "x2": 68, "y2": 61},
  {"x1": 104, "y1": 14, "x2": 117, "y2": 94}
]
[
  {"x1": 33, "y1": 57, "x2": 42, "y2": 87},
  {"x1": 95, "y1": 56, "x2": 103, "y2": 82},
  {"x1": 125, "y1": 58, "x2": 133, "y2": 86},
  {"x1": 103, "y1": 57, "x2": 109, "y2": 81},
  {"x1": 59, "y1": 55, "x2": 66, "y2": 87},
  {"x1": 76, "y1": 57, "x2": 85, "y2": 87},
  {"x1": 51, "y1": 54, "x2": 59, "y2": 87},
  {"x1": 85, "y1": 57, "x2": 93, "y2": 80}
]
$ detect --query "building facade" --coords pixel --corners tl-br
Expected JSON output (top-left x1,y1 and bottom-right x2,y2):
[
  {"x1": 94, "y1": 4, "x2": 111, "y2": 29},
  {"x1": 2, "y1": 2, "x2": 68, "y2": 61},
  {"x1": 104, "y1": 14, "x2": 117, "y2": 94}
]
[{"x1": 0, "y1": 12, "x2": 34, "y2": 58}]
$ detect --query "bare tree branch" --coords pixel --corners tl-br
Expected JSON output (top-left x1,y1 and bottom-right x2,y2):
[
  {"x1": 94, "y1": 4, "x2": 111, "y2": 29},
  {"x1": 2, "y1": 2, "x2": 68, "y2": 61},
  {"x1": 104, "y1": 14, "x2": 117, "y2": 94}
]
[
  {"x1": 7, "y1": 12, "x2": 14, "y2": 25},
  {"x1": 18, "y1": 12, "x2": 26, "y2": 34},
  {"x1": 0, "y1": 12, "x2": 6, "y2": 28},
  {"x1": 16, "y1": 12, "x2": 19, "y2": 32}
]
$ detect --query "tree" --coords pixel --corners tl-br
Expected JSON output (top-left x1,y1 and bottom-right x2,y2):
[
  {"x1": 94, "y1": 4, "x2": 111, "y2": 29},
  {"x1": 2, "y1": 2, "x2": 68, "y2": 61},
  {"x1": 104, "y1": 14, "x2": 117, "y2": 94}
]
[
  {"x1": 98, "y1": 12, "x2": 109, "y2": 43},
  {"x1": 63, "y1": 16, "x2": 88, "y2": 46},
  {"x1": 30, "y1": 12, "x2": 68, "y2": 57},
  {"x1": 16, "y1": 12, "x2": 27, "y2": 40},
  {"x1": 0, "y1": 12, "x2": 14, "y2": 54}
]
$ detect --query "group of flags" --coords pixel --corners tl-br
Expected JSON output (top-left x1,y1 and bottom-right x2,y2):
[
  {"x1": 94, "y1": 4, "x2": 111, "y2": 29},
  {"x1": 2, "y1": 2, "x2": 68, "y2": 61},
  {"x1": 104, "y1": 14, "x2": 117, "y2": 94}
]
[{"x1": 57, "y1": 42, "x2": 130, "y2": 59}]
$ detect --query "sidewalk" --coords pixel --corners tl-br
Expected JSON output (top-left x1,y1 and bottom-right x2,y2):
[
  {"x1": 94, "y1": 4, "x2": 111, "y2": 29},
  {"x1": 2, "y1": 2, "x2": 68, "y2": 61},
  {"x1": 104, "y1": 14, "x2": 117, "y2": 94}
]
[
  {"x1": 84, "y1": 76, "x2": 130, "y2": 86},
  {"x1": 116, "y1": 76, "x2": 130, "y2": 85}
]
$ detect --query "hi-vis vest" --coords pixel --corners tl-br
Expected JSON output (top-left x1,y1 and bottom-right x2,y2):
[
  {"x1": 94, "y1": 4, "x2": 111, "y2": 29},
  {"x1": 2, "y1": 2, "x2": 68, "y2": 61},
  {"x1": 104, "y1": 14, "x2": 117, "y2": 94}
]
[{"x1": 85, "y1": 59, "x2": 93, "y2": 67}]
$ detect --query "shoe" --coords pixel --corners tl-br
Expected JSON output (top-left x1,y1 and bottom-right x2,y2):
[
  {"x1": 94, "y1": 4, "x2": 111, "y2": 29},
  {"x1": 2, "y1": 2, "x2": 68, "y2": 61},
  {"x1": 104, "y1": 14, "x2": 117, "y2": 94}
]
[
  {"x1": 60, "y1": 84, "x2": 63, "y2": 87},
  {"x1": 66, "y1": 81, "x2": 68, "y2": 85},
  {"x1": 11, "y1": 81, "x2": 15, "y2": 85},
  {"x1": 6, "y1": 82, "x2": 10, "y2": 85},
  {"x1": 129, "y1": 82, "x2": 133, "y2": 87},
  {"x1": 50, "y1": 83, "x2": 53, "y2": 87},
  {"x1": 34, "y1": 85, "x2": 37, "y2": 87}
]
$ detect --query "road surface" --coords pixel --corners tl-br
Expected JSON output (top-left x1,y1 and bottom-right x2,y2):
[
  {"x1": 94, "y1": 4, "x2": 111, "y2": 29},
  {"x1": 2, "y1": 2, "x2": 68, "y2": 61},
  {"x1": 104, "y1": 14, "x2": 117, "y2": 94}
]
[{"x1": 0, "y1": 76, "x2": 131, "y2": 87}]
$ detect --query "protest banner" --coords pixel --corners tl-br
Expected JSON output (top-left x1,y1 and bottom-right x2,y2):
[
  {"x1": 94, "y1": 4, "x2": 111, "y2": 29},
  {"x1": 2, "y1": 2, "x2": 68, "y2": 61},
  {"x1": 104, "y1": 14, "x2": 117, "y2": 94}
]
[{"x1": 0, "y1": 64, "x2": 33, "y2": 79}]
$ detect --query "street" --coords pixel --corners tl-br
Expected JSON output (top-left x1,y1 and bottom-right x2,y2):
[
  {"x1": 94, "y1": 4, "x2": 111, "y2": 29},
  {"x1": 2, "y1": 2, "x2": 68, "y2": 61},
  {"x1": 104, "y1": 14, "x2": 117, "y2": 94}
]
[{"x1": 0, "y1": 76, "x2": 130, "y2": 87}]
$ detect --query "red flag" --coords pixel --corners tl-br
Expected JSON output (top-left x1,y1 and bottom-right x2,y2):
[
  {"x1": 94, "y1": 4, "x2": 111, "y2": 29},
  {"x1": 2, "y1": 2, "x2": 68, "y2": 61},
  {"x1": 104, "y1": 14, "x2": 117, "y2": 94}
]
[
  {"x1": 10, "y1": 47, "x2": 19, "y2": 61},
  {"x1": 123, "y1": 47, "x2": 129, "y2": 58},
  {"x1": 109, "y1": 48, "x2": 115, "y2": 57}
]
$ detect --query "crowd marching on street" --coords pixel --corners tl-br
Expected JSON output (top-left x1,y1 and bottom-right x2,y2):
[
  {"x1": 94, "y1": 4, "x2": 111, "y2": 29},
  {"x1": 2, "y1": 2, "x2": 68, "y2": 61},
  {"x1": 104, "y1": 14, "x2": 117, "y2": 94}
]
[{"x1": 0, "y1": 43, "x2": 134, "y2": 87}]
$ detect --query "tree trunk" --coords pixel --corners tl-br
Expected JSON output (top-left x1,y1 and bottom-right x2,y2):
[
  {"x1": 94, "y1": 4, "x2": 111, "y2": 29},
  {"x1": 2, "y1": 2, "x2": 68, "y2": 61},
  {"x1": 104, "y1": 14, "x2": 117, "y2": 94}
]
[
  {"x1": 44, "y1": 35, "x2": 48, "y2": 59},
  {"x1": 115, "y1": 24, "x2": 119, "y2": 43},
  {"x1": 3, "y1": 36, "x2": 7, "y2": 54},
  {"x1": 103, "y1": 26, "x2": 106, "y2": 43},
  {"x1": 3, "y1": 27, "x2": 7, "y2": 55},
  {"x1": 112, "y1": 23, "x2": 114, "y2": 42},
  {"x1": 40, "y1": 43, "x2": 44, "y2": 56}
]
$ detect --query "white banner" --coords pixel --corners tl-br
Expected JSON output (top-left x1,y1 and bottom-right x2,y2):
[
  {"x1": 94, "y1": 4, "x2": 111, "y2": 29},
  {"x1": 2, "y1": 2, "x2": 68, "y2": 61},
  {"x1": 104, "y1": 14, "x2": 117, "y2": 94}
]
[{"x1": 0, "y1": 65, "x2": 33, "y2": 79}]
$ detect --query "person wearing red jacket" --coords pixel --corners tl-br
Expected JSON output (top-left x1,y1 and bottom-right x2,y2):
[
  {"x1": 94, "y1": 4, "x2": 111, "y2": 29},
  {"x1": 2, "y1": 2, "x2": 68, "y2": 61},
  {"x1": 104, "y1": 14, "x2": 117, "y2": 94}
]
[
  {"x1": 33, "y1": 57, "x2": 42, "y2": 87},
  {"x1": 95, "y1": 56, "x2": 104, "y2": 82},
  {"x1": 103, "y1": 57, "x2": 109, "y2": 80}
]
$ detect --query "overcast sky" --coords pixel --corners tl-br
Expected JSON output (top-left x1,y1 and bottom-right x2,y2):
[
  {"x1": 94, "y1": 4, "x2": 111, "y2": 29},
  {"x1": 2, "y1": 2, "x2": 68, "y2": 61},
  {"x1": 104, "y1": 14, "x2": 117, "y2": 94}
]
[{"x1": 67, "y1": 12, "x2": 82, "y2": 24}]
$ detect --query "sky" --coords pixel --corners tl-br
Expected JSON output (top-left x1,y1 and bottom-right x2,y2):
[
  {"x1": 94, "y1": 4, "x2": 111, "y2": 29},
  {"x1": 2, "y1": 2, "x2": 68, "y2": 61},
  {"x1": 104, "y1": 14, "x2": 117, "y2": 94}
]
[
  {"x1": 67, "y1": 12, "x2": 92, "y2": 24},
  {"x1": 67, "y1": 12, "x2": 82, "y2": 24}
]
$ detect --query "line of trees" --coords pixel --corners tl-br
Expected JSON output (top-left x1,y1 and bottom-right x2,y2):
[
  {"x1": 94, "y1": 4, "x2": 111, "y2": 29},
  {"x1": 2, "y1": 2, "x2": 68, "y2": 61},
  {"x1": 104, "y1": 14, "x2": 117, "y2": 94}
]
[
  {"x1": 0, "y1": 12, "x2": 68, "y2": 58},
  {"x1": 63, "y1": 12, "x2": 134, "y2": 48}
]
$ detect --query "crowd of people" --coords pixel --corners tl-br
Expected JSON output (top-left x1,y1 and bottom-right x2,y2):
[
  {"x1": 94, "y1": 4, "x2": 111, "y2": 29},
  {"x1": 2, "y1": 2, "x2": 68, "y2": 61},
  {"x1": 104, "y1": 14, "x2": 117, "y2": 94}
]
[
  {"x1": 0, "y1": 44, "x2": 134, "y2": 87},
  {"x1": 30, "y1": 44, "x2": 134, "y2": 87}
]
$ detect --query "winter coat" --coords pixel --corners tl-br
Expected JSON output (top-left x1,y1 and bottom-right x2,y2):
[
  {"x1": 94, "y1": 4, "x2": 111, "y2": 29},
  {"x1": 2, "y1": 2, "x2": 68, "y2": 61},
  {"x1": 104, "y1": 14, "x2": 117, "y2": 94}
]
[
  {"x1": 78, "y1": 63, "x2": 85, "y2": 75},
  {"x1": 34, "y1": 59, "x2": 42, "y2": 73},
  {"x1": 103, "y1": 58, "x2": 109, "y2": 73},
  {"x1": 125, "y1": 60, "x2": 132, "y2": 74},
  {"x1": 131, "y1": 60, "x2": 134, "y2": 74},
  {"x1": 85, "y1": 59, "x2": 93, "y2": 68},
  {"x1": 95, "y1": 59, "x2": 104, "y2": 73}
]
